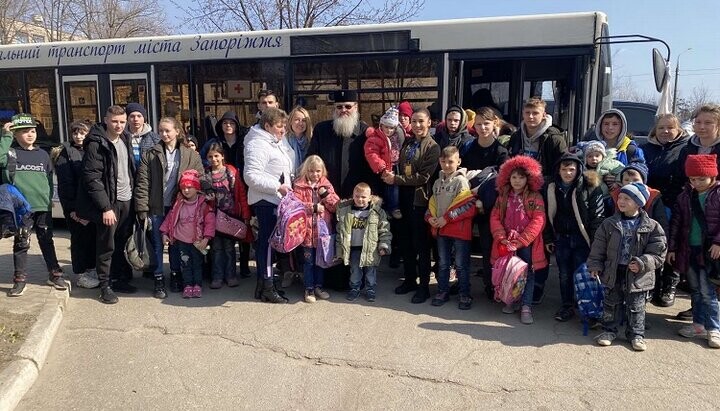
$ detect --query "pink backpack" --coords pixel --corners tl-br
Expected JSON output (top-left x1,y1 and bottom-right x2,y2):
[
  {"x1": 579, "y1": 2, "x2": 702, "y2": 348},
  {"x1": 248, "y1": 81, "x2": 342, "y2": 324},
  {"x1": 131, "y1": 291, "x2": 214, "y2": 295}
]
[
  {"x1": 270, "y1": 192, "x2": 308, "y2": 253},
  {"x1": 492, "y1": 254, "x2": 528, "y2": 306}
]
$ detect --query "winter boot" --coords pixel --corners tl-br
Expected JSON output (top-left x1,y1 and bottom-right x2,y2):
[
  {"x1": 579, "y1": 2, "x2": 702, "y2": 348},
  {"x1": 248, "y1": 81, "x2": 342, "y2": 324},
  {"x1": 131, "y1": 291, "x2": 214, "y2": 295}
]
[
  {"x1": 261, "y1": 279, "x2": 288, "y2": 304},
  {"x1": 169, "y1": 271, "x2": 182, "y2": 293},
  {"x1": 659, "y1": 283, "x2": 678, "y2": 307},
  {"x1": 153, "y1": 277, "x2": 168, "y2": 299}
]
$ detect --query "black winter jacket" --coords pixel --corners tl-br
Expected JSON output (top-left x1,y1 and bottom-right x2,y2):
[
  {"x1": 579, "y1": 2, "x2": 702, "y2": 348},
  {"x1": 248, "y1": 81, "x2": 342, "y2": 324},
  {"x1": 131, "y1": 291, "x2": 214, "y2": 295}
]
[
  {"x1": 508, "y1": 125, "x2": 567, "y2": 178},
  {"x1": 55, "y1": 141, "x2": 84, "y2": 215},
  {"x1": 641, "y1": 134, "x2": 689, "y2": 208},
  {"x1": 75, "y1": 124, "x2": 136, "y2": 223},
  {"x1": 307, "y1": 120, "x2": 377, "y2": 198}
]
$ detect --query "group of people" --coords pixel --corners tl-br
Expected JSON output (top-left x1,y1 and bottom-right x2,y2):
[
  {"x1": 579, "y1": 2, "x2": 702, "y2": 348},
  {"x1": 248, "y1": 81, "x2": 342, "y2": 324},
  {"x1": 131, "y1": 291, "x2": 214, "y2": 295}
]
[{"x1": 2, "y1": 87, "x2": 720, "y2": 351}]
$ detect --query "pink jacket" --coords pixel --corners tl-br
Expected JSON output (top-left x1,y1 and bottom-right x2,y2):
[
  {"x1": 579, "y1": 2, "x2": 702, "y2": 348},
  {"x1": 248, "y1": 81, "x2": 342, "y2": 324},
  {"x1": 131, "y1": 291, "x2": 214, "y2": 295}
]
[
  {"x1": 159, "y1": 195, "x2": 216, "y2": 244},
  {"x1": 364, "y1": 126, "x2": 393, "y2": 174},
  {"x1": 292, "y1": 175, "x2": 339, "y2": 248}
]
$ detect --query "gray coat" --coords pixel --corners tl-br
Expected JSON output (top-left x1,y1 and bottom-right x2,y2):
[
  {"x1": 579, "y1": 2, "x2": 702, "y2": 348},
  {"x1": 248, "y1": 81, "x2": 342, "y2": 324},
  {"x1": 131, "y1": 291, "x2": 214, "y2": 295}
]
[{"x1": 587, "y1": 210, "x2": 667, "y2": 292}]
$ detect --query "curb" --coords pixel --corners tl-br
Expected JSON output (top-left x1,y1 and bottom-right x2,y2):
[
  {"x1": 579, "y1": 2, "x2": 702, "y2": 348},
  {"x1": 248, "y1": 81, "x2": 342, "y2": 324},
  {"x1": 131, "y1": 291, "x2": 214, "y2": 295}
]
[{"x1": 0, "y1": 288, "x2": 69, "y2": 411}]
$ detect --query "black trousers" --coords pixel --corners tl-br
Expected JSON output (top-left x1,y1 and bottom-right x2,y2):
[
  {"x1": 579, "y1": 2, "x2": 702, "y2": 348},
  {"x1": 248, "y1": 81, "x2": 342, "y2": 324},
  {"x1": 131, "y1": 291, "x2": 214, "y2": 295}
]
[
  {"x1": 13, "y1": 211, "x2": 60, "y2": 281},
  {"x1": 400, "y1": 206, "x2": 432, "y2": 288},
  {"x1": 66, "y1": 216, "x2": 97, "y2": 274},
  {"x1": 95, "y1": 200, "x2": 133, "y2": 287}
]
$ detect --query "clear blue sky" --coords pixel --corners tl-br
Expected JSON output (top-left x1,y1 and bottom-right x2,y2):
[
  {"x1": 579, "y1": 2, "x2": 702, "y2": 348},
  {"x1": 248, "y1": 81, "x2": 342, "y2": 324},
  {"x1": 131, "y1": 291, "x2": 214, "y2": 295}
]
[{"x1": 167, "y1": 0, "x2": 720, "y2": 101}]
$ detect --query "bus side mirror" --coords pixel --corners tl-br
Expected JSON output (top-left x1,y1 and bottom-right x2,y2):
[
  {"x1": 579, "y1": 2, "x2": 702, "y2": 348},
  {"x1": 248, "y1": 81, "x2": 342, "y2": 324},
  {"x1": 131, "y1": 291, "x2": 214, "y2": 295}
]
[{"x1": 652, "y1": 48, "x2": 669, "y2": 92}]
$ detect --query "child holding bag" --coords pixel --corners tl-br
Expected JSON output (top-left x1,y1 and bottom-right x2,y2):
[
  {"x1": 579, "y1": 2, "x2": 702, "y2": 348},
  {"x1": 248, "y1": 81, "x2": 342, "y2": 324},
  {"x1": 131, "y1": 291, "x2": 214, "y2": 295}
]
[
  {"x1": 490, "y1": 155, "x2": 547, "y2": 324},
  {"x1": 293, "y1": 155, "x2": 339, "y2": 303}
]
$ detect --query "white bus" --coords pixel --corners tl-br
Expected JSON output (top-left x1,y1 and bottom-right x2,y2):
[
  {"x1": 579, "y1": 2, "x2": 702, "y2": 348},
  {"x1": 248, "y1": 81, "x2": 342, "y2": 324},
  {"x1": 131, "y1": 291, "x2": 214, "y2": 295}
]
[{"x1": 0, "y1": 11, "x2": 613, "y2": 148}]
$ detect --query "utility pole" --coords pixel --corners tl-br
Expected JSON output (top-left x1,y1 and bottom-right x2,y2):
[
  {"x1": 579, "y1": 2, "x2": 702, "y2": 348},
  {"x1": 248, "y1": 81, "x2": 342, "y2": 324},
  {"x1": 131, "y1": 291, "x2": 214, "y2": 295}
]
[{"x1": 672, "y1": 48, "x2": 692, "y2": 114}]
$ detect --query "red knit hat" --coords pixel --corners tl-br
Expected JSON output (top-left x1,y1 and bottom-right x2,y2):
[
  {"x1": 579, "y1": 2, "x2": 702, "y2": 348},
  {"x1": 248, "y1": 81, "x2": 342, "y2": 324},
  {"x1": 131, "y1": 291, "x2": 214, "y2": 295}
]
[
  {"x1": 398, "y1": 101, "x2": 413, "y2": 118},
  {"x1": 685, "y1": 154, "x2": 718, "y2": 178},
  {"x1": 179, "y1": 169, "x2": 202, "y2": 190}
]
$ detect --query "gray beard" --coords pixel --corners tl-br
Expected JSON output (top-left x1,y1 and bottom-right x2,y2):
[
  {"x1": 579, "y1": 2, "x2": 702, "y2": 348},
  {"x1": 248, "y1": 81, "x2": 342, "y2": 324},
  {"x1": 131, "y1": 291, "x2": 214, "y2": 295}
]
[{"x1": 333, "y1": 111, "x2": 359, "y2": 138}]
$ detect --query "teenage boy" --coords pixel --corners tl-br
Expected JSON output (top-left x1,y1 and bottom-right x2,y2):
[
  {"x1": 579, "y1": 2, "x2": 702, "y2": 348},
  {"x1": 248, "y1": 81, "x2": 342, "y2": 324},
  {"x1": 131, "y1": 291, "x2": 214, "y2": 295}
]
[
  {"x1": 508, "y1": 97, "x2": 567, "y2": 303},
  {"x1": 543, "y1": 153, "x2": 605, "y2": 321},
  {"x1": 426, "y1": 146, "x2": 476, "y2": 309},
  {"x1": 1, "y1": 114, "x2": 66, "y2": 296},
  {"x1": 126, "y1": 103, "x2": 160, "y2": 167},
  {"x1": 76, "y1": 106, "x2": 137, "y2": 304}
]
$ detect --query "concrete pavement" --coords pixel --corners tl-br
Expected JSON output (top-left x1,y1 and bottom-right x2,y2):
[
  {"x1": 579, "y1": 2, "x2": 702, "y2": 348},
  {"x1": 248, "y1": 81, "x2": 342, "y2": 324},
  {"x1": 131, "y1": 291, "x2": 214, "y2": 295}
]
[{"x1": 11, "y1": 228, "x2": 720, "y2": 409}]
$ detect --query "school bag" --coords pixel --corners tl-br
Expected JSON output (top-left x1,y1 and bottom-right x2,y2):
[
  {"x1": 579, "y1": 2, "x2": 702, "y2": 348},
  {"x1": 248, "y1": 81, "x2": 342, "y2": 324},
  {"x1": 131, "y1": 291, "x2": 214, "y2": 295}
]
[
  {"x1": 269, "y1": 191, "x2": 308, "y2": 253},
  {"x1": 492, "y1": 253, "x2": 528, "y2": 306},
  {"x1": 574, "y1": 263, "x2": 604, "y2": 336},
  {"x1": 315, "y1": 215, "x2": 338, "y2": 268}
]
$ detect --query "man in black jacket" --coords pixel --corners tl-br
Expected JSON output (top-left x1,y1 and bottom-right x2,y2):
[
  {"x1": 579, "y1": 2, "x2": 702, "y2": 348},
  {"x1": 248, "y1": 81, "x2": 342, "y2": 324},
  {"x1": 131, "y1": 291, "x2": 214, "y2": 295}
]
[
  {"x1": 307, "y1": 90, "x2": 378, "y2": 198},
  {"x1": 76, "y1": 105, "x2": 136, "y2": 304}
]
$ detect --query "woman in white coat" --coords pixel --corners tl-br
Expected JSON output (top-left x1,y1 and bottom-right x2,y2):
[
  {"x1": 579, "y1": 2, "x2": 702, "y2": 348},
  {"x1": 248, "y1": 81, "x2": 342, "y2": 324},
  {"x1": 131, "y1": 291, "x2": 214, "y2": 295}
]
[{"x1": 243, "y1": 108, "x2": 294, "y2": 303}]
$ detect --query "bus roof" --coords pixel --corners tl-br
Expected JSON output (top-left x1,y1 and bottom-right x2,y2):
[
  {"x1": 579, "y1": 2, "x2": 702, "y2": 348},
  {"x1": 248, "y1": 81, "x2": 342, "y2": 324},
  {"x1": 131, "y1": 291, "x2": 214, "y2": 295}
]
[{"x1": 0, "y1": 11, "x2": 606, "y2": 69}]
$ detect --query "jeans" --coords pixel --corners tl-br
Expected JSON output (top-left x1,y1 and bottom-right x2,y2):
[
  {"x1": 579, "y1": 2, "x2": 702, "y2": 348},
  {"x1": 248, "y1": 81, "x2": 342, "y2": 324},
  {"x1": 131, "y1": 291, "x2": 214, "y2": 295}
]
[
  {"x1": 437, "y1": 236, "x2": 471, "y2": 296},
  {"x1": 95, "y1": 200, "x2": 133, "y2": 287},
  {"x1": 349, "y1": 248, "x2": 377, "y2": 291},
  {"x1": 13, "y1": 212, "x2": 61, "y2": 281},
  {"x1": 150, "y1": 211, "x2": 180, "y2": 278},
  {"x1": 602, "y1": 273, "x2": 647, "y2": 339},
  {"x1": 384, "y1": 184, "x2": 399, "y2": 213},
  {"x1": 688, "y1": 246, "x2": 720, "y2": 331},
  {"x1": 253, "y1": 201, "x2": 277, "y2": 280},
  {"x1": 177, "y1": 241, "x2": 203, "y2": 286},
  {"x1": 554, "y1": 233, "x2": 590, "y2": 308},
  {"x1": 212, "y1": 234, "x2": 237, "y2": 281},
  {"x1": 516, "y1": 246, "x2": 535, "y2": 307},
  {"x1": 302, "y1": 247, "x2": 324, "y2": 290}
]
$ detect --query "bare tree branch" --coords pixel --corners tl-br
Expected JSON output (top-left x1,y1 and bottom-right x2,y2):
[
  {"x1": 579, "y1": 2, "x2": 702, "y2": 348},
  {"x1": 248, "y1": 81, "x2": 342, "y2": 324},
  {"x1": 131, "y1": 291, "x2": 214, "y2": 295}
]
[{"x1": 171, "y1": 0, "x2": 425, "y2": 33}]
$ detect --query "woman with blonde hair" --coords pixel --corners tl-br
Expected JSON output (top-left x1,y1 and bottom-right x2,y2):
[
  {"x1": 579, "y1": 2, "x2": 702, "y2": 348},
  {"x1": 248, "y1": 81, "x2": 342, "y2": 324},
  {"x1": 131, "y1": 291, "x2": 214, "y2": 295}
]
[{"x1": 286, "y1": 106, "x2": 314, "y2": 172}]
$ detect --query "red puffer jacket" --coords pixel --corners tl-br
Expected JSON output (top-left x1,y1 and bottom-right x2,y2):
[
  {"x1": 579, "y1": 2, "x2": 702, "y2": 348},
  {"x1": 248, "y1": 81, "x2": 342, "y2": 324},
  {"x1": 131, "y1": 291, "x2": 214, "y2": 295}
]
[
  {"x1": 490, "y1": 188, "x2": 547, "y2": 270},
  {"x1": 292, "y1": 175, "x2": 340, "y2": 248},
  {"x1": 364, "y1": 126, "x2": 393, "y2": 174}
]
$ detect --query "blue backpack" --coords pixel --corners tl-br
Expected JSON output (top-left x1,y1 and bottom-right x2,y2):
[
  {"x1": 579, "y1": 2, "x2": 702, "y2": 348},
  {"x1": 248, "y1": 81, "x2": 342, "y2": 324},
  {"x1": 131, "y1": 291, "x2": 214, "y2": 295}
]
[{"x1": 574, "y1": 263, "x2": 604, "y2": 335}]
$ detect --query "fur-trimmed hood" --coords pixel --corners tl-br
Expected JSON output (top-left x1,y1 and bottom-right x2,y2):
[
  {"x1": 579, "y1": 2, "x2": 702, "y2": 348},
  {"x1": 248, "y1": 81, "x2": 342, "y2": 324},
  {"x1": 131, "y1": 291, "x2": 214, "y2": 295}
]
[{"x1": 496, "y1": 155, "x2": 544, "y2": 192}]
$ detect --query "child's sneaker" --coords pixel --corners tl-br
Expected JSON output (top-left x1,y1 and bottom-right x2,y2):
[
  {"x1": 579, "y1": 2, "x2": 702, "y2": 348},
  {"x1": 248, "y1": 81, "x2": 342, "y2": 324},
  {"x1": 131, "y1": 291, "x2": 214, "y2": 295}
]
[
  {"x1": 678, "y1": 323, "x2": 706, "y2": 338},
  {"x1": 210, "y1": 279, "x2": 222, "y2": 289},
  {"x1": 7, "y1": 281, "x2": 26, "y2": 297},
  {"x1": 192, "y1": 285, "x2": 202, "y2": 298},
  {"x1": 304, "y1": 289, "x2": 316, "y2": 303},
  {"x1": 431, "y1": 292, "x2": 449, "y2": 306},
  {"x1": 502, "y1": 304, "x2": 515, "y2": 314},
  {"x1": 47, "y1": 274, "x2": 69, "y2": 291},
  {"x1": 631, "y1": 337, "x2": 647, "y2": 351},
  {"x1": 520, "y1": 305, "x2": 534, "y2": 324},
  {"x1": 226, "y1": 277, "x2": 240, "y2": 287},
  {"x1": 595, "y1": 331, "x2": 616, "y2": 346},
  {"x1": 366, "y1": 289, "x2": 376, "y2": 302},
  {"x1": 346, "y1": 289, "x2": 360, "y2": 301},
  {"x1": 182, "y1": 286, "x2": 193, "y2": 299},
  {"x1": 707, "y1": 330, "x2": 720, "y2": 349},
  {"x1": 458, "y1": 295, "x2": 473, "y2": 310},
  {"x1": 314, "y1": 287, "x2": 330, "y2": 300},
  {"x1": 391, "y1": 209, "x2": 403, "y2": 219},
  {"x1": 554, "y1": 307, "x2": 575, "y2": 322}
]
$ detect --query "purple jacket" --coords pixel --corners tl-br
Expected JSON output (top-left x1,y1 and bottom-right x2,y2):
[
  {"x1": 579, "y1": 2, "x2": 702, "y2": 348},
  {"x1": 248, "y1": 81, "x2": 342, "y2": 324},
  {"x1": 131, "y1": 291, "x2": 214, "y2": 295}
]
[{"x1": 669, "y1": 182, "x2": 720, "y2": 274}]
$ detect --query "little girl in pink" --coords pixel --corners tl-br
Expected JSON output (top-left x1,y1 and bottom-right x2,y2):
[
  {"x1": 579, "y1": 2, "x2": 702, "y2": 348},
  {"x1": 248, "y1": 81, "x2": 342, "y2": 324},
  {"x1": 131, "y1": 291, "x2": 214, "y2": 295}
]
[{"x1": 160, "y1": 170, "x2": 216, "y2": 298}]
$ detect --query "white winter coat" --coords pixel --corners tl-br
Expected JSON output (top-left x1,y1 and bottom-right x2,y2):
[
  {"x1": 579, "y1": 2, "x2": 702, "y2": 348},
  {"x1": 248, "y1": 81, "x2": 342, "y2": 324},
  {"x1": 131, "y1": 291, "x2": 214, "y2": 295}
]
[{"x1": 243, "y1": 125, "x2": 295, "y2": 206}]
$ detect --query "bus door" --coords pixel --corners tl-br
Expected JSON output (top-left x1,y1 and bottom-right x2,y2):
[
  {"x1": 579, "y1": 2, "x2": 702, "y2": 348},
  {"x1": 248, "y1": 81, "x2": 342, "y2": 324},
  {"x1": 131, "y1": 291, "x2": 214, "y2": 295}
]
[
  {"x1": 449, "y1": 52, "x2": 586, "y2": 141},
  {"x1": 61, "y1": 71, "x2": 150, "y2": 136},
  {"x1": 62, "y1": 75, "x2": 101, "y2": 126}
]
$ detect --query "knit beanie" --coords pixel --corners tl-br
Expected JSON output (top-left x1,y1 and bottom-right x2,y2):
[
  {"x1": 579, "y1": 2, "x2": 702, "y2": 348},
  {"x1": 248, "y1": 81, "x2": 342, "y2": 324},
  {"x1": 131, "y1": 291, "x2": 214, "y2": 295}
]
[
  {"x1": 620, "y1": 182, "x2": 650, "y2": 208},
  {"x1": 685, "y1": 154, "x2": 718, "y2": 178},
  {"x1": 620, "y1": 162, "x2": 649, "y2": 183},
  {"x1": 583, "y1": 140, "x2": 607, "y2": 159},
  {"x1": 397, "y1": 101, "x2": 413, "y2": 118},
  {"x1": 186, "y1": 134, "x2": 199, "y2": 149},
  {"x1": 179, "y1": 169, "x2": 201, "y2": 191},
  {"x1": 125, "y1": 103, "x2": 148, "y2": 120},
  {"x1": 379, "y1": 106, "x2": 399, "y2": 127}
]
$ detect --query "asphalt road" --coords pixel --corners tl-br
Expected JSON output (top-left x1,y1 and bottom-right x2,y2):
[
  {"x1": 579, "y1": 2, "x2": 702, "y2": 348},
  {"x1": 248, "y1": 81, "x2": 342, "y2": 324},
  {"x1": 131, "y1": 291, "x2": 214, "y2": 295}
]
[{"x1": 15, "y1": 229, "x2": 720, "y2": 410}]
